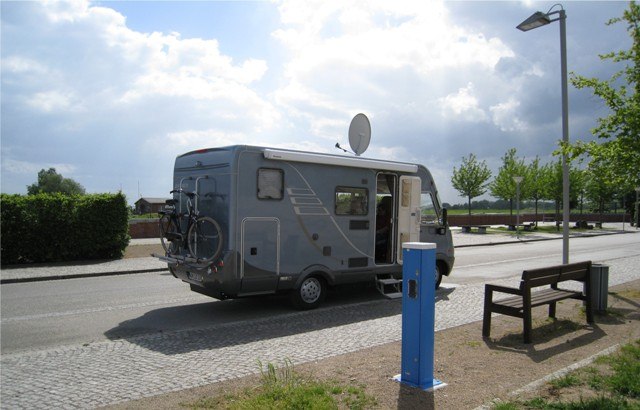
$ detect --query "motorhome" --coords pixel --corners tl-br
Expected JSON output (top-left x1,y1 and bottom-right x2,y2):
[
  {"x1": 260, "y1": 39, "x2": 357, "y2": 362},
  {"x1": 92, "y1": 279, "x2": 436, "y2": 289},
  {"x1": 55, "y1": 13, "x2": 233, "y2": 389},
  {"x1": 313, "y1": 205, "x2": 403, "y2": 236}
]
[{"x1": 156, "y1": 145, "x2": 455, "y2": 309}]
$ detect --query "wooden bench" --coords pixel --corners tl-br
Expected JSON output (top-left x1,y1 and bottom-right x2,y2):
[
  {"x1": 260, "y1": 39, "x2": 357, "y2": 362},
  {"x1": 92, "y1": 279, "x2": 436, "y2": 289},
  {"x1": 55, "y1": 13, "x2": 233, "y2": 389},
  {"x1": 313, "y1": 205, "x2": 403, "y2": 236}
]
[
  {"x1": 588, "y1": 221, "x2": 603, "y2": 229},
  {"x1": 507, "y1": 222, "x2": 535, "y2": 232},
  {"x1": 482, "y1": 261, "x2": 593, "y2": 344},
  {"x1": 461, "y1": 225, "x2": 489, "y2": 234}
]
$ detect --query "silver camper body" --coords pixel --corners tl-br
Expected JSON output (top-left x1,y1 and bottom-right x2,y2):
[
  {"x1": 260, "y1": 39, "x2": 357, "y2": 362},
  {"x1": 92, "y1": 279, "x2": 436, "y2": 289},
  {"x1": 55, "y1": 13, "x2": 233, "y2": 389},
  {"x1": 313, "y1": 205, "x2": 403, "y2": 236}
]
[{"x1": 160, "y1": 145, "x2": 454, "y2": 307}]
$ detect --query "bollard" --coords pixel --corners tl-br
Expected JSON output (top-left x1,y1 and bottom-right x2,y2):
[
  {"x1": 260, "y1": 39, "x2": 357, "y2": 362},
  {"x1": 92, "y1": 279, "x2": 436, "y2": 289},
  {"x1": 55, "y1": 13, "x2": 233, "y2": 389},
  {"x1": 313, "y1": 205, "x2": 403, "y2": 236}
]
[{"x1": 394, "y1": 242, "x2": 445, "y2": 391}]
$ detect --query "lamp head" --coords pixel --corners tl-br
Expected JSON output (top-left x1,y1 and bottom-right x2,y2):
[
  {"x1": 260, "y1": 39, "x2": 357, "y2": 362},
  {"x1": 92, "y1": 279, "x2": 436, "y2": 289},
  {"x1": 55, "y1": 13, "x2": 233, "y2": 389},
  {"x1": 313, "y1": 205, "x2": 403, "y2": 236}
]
[{"x1": 517, "y1": 11, "x2": 551, "y2": 31}]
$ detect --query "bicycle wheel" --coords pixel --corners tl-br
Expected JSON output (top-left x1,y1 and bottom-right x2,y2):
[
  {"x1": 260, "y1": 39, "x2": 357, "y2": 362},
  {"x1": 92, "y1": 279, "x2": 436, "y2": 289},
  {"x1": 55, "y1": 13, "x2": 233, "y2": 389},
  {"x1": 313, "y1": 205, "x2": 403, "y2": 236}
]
[
  {"x1": 187, "y1": 216, "x2": 223, "y2": 262},
  {"x1": 159, "y1": 213, "x2": 180, "y2": 255}
]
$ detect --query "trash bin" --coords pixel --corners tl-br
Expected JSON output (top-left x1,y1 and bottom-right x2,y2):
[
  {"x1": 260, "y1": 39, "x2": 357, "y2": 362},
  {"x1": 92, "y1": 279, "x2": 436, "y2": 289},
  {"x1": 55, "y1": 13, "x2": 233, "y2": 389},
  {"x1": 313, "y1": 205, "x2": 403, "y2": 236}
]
[{"x1": 588, "y1": 264, "x2": 609, "y2": 313}]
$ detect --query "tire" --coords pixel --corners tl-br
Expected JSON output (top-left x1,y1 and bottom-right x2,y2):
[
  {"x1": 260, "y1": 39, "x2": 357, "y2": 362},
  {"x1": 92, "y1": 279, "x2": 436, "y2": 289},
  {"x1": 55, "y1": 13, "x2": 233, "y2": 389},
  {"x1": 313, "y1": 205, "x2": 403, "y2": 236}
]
[
  {"x1": 187, "y1": 216, "x2": 223, "y2": 262},
  {"x1": 435, "y1": 262, "x2": 444, "y2": 290},
  {"x1": 291, "y1": 276, "x2": 326, "y2": 310},
  {"x1": 159, "y1": 214, "x2": 180, "y2": 255}
]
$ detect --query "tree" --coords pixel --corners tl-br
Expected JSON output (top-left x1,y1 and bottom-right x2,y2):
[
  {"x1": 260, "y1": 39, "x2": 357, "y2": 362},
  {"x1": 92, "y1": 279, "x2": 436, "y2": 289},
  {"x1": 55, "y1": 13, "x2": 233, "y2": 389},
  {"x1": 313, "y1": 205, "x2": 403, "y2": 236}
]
[
  {"x1": 545, "y1": 159, "x2": 582, "y2": 220},
  {"x1": 451, "y1": 154, "x2": 492, "y2": 219},
  {"x1": 585, "y1": 162, "x2": 617, "y2": 216},
  {"x1": 27, "y1": 168, "x2": 86, "y2": 195},
  {"x1": 568, "y1": 2, "x2": 640, "y2": 192},
  {"x1": 489, "y1": 148, "x2": 528, "y2": 216},
  {"x1": 526, "y1": 158, "x2": 552, "y2": 225}
]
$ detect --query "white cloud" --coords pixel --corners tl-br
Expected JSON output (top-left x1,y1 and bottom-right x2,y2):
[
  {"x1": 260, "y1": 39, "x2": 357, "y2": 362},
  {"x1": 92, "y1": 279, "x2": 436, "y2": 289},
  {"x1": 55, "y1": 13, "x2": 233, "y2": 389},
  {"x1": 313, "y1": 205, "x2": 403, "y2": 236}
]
[
  {"x1": 1, "y1": 158, "x2": 76, "y2": 176},
  {"x1": 489, "y1": 98, "x2": 527, "y2": 132},
  {"x1": 439, "y1": 83, "x2": 488, "y2": 122},
  {"x1": 27, "y1": 90, "x2": 79, "y2": 113},
  {"x1": 272, "y1": 0, "x2": 515, "y2": 143},
  {"x1": 1, "y1": 0, "x2": 281, "y2": 198}
]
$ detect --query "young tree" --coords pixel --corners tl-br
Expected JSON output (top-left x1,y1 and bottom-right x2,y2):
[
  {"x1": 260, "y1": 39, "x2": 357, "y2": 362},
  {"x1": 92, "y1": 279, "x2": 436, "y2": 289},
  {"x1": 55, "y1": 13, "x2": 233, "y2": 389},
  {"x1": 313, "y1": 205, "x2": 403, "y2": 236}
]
[
  {"x1": 568, "y1": 2, "x2": 640, "y2": 192},
  {"x1": 27, "y1": 168, "x2": 86, "y2": 195},
  {"x1": 451, "y1": 154, "x2": 492, "y2": 219},
  {"x1": 545, "y1": 160, "x2": 582, "y2": 221},
  {"x1": 489, "y1": 148, "x2": 528, "y2": 216},
  {"x1": 585, "y1": 162, "x2": 617, "y2": 217},
  {"x1": 526, "y1": 157, "x2": 551, "y2": 225}
]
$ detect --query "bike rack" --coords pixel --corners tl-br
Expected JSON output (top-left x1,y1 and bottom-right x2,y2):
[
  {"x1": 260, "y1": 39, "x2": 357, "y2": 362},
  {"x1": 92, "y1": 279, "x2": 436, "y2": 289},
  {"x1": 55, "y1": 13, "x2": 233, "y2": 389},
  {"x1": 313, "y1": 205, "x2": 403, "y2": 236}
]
[
  {"x1": 177, "y1": 177, "x2": 193, "y2": 214},
  {"x1": 194, "y1": 175, "x2": 208, "y2": 213},
  {"x1": 152, "y1": 253, "x2": 212, "y2": 268}
]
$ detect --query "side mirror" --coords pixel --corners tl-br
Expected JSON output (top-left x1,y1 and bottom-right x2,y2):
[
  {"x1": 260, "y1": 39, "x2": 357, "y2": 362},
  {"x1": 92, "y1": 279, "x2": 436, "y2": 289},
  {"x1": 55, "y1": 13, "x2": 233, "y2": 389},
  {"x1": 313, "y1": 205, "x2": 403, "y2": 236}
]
[{"x1": 437, "y1": 208, "x2": 448, "y2": 235}]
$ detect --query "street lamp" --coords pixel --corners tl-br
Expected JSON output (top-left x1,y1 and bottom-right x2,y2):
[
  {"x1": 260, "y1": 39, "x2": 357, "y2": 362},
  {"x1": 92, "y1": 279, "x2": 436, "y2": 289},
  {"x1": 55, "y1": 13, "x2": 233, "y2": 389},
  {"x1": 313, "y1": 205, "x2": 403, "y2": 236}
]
[
  {"x1": 517, "y1": 4, "x2": 570, "y2": 264},
  {"x1": 513, "y1": 176, "x2": 524, "y2": 238},
  {"x1": 636, "y1": 186, "x2": 640, "y2": 229}
]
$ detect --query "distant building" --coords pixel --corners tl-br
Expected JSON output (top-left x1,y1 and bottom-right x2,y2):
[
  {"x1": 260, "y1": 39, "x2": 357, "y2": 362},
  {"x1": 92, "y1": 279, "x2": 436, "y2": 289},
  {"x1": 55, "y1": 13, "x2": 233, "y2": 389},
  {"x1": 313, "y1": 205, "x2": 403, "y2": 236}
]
[{"x1": 135, "y1": 198, "x2": 169, "y2": 215}]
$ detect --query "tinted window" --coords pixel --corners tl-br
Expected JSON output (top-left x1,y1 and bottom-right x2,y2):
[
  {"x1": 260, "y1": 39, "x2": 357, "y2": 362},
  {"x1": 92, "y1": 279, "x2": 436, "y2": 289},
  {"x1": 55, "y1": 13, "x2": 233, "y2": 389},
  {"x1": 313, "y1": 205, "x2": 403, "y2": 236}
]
[
  {"x1": 335, "y1": 187, "x2": 368, "y2": 215},
  {"x1": 257, "y1": 168, "x2": 284, "y2": 199}
]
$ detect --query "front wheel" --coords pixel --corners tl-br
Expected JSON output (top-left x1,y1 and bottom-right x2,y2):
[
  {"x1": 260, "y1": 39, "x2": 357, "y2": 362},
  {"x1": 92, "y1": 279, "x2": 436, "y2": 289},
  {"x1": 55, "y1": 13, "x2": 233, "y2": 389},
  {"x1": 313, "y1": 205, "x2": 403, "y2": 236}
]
[
  {"x1": 187, "y1": 216, "x2": 223, "y2": 262},
  {"x1": 290, "y1": 276, "x2": 326, "y2": 310},
  {"x1": 435, "y1": 262, "x2": 444, "y2": 290}
]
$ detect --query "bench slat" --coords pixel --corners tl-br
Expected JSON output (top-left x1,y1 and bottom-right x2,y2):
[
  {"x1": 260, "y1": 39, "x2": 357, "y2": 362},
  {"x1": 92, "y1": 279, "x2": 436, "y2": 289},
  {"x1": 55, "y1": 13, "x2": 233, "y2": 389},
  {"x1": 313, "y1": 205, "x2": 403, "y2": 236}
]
[
  {"x1": 493, "y1": 289, "x2": 580, "y2": 310},
  {"x1": 522, "y1": 261, "x2": 591, "y2": 288}
]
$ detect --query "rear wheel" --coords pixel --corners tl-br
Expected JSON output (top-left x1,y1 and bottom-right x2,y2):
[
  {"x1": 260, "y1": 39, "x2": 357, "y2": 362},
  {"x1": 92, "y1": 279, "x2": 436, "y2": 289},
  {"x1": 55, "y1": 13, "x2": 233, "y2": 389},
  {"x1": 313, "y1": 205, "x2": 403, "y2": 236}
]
[
  {"x1": 435, "y1": 262, "x2": 444, "y2": 290},
  {"x1": 159, "y1": 214, "x2": 180, "y2": 255},
  {"x1": 187, "y1": 216, "x2": 223, "y2": 262},
  {"x1": 291, "y1": 276, "x2": 326, "y2": 310}
]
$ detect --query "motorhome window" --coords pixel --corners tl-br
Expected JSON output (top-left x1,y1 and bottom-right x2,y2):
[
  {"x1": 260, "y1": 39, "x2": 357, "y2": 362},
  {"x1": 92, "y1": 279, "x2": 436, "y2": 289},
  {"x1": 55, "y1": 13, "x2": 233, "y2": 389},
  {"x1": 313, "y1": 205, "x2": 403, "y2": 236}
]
[
  {"x1": 257, "y1": 168, "x2": 284, "y2": 200},
  {"x1": 420, "y1": 192, "x2": 439, "y2": 224},
  {"x1": 335, "y1": 187, "x2": 368, "y2": 215}
]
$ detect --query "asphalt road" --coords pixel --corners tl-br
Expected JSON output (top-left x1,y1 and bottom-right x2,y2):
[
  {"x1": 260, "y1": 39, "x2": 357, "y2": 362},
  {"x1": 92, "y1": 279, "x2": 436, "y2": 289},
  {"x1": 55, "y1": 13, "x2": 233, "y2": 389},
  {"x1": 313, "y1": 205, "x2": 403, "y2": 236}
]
[
  {"x1": 450, "y1": 232, "x2": 640, "y2": 284},
  {"x1": 1, "y1": 233, "x2": 639, "y2": 355}
]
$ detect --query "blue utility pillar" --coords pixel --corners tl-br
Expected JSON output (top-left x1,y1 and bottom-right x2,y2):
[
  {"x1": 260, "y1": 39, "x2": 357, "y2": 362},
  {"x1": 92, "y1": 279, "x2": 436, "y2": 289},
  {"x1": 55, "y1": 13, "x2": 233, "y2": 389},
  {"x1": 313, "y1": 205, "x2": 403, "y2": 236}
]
[{"x1": 395, "y1": 242, "x2": 444, "y2": 391}]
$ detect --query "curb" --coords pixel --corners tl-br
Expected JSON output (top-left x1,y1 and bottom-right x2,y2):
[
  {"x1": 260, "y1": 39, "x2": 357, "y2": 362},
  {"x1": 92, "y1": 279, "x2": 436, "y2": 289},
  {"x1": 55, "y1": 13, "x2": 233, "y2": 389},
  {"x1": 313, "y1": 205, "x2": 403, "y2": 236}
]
[
  {"x1": 454, "y1": 229, "x2": 634, "y2": 248},
  {"x1": 0, "y1": 267, "x2": 168, "y2": 285}
]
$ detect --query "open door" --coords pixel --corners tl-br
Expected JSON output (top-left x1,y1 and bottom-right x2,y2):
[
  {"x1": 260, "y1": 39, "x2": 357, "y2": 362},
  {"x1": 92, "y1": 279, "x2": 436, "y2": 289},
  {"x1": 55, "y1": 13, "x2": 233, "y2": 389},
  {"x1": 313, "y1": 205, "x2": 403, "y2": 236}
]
[
  {"x1": 375, "y1": 174, "x2": 396, "y2": 264},
  {"x1": 396, "y1": 176, "x2": 421, "y2": 264}
]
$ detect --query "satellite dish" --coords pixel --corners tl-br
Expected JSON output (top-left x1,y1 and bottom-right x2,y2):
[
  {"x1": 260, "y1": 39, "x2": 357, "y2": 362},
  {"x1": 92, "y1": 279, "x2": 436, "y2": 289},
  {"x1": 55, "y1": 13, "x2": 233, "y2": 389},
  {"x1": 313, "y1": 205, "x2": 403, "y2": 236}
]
[{"x1": 348, "y1": 113, "x2": 371, "y2": 156}]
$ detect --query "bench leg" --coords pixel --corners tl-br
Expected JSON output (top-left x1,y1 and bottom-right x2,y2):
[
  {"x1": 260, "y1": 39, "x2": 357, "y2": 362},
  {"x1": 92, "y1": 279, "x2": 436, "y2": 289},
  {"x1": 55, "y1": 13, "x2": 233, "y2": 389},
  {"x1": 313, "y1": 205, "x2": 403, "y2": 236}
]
[
  {"x1": 523, "y1": 310, "x2": 532, "y2": 344},
  {"x1": 585, "y1": 296, "x2": 594, "y2": 324},
  {"x1": 549, "y1": 302, "x2": 557, "y2": 319},
  {"x1": 584, "y1": 282, "x2": 595, "y2": 324},
  {"x1": 482, "y1": 288, "x2": 492, "y2": 338}
]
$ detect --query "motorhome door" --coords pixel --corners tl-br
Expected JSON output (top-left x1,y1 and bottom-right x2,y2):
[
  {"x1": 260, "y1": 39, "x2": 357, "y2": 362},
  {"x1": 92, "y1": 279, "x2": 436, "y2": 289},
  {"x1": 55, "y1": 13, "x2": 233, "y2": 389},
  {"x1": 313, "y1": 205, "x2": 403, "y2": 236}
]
[
  {"x1": 240, "y1": 217, "x2": 280, "y2": 293},
  {"x1": 396, "y1": 176, "x2": 421, "y2": 263}
]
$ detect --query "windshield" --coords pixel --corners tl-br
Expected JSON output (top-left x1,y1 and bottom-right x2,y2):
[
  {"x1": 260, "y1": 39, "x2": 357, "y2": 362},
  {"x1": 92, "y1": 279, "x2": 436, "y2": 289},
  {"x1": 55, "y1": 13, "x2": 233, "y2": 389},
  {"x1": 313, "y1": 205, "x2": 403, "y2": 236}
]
[{"x1": 420, "y1": 192, "x2": 440, "y2": 224}]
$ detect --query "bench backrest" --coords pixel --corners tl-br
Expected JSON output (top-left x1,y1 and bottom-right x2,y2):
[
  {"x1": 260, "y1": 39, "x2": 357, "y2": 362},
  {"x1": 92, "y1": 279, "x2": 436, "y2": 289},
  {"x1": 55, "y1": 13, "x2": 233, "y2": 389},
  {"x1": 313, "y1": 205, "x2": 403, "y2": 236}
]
[{"x1": 520, "y1": 261, "x2": 592, "y2": 290}]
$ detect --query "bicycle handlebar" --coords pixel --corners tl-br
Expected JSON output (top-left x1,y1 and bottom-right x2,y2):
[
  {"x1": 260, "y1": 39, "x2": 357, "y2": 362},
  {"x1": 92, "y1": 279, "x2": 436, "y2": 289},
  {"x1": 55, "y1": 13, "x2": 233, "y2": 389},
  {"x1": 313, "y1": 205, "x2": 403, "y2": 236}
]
[{"x1": 170, "y1": 189, "x2": 197, "y2": 199}]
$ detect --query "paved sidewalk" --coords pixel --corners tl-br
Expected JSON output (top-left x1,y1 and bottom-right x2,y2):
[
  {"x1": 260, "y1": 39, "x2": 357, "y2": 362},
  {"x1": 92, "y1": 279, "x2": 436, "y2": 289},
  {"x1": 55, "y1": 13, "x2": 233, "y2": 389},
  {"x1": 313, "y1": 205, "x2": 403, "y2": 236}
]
[
  {"x1": 0, "y1": 239, "x2": 167, "y2": 284},
  {"x1": 1, "y1": 224, "x2": 637, "y2": 284}
]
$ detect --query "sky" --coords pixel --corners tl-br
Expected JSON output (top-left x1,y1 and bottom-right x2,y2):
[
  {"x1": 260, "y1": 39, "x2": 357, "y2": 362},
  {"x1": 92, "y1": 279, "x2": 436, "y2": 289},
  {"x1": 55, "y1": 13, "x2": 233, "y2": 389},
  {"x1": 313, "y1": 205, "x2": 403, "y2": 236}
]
[{"x1": 0, "y1": 0, "x2": 632, "y2": 205}]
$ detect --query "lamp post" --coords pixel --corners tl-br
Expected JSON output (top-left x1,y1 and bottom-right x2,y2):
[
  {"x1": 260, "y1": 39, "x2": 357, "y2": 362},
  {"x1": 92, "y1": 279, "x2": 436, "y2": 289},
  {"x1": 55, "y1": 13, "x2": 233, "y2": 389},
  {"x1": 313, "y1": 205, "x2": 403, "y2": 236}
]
[
  {"x1": 513, "y1": 176, "x2": 523, "y2": 238},
  {"x1": 636, "y1": 186, "x2": 640, "y2": 229},
  {"x1": 517, "y1": 4, "x2": 570, "y2": 264}
]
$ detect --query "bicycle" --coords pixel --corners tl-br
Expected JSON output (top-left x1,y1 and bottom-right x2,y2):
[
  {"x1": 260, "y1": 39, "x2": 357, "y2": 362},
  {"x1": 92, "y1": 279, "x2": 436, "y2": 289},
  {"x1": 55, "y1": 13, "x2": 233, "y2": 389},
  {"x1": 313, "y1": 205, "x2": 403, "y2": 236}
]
[{"x1": 159, "y1": 189, "x2": 223, "y2": 262}]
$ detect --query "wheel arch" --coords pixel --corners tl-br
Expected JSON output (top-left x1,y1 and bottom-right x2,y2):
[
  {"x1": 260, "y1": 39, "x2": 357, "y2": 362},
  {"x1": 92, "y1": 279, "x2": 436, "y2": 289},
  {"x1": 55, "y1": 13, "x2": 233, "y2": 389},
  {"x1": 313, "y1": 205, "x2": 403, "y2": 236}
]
[{"x1": 294, "y1": 264, "x2": 335, "y2": 288}]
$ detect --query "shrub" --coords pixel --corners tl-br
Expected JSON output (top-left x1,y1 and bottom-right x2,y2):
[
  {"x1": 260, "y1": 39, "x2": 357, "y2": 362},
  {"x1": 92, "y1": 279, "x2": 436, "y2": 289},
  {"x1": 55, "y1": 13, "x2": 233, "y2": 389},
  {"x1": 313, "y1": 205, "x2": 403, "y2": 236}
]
[{"x1": 1, "y1": 193, "x2": 130, "y2": 264}]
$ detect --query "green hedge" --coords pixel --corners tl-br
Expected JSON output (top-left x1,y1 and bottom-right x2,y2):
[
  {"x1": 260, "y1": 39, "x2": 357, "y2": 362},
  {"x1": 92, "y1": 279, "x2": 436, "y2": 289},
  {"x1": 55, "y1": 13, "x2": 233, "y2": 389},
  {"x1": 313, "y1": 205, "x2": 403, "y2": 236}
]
[{"x1": 1, "y1": 193, "x2": 130, "y2": 265}]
